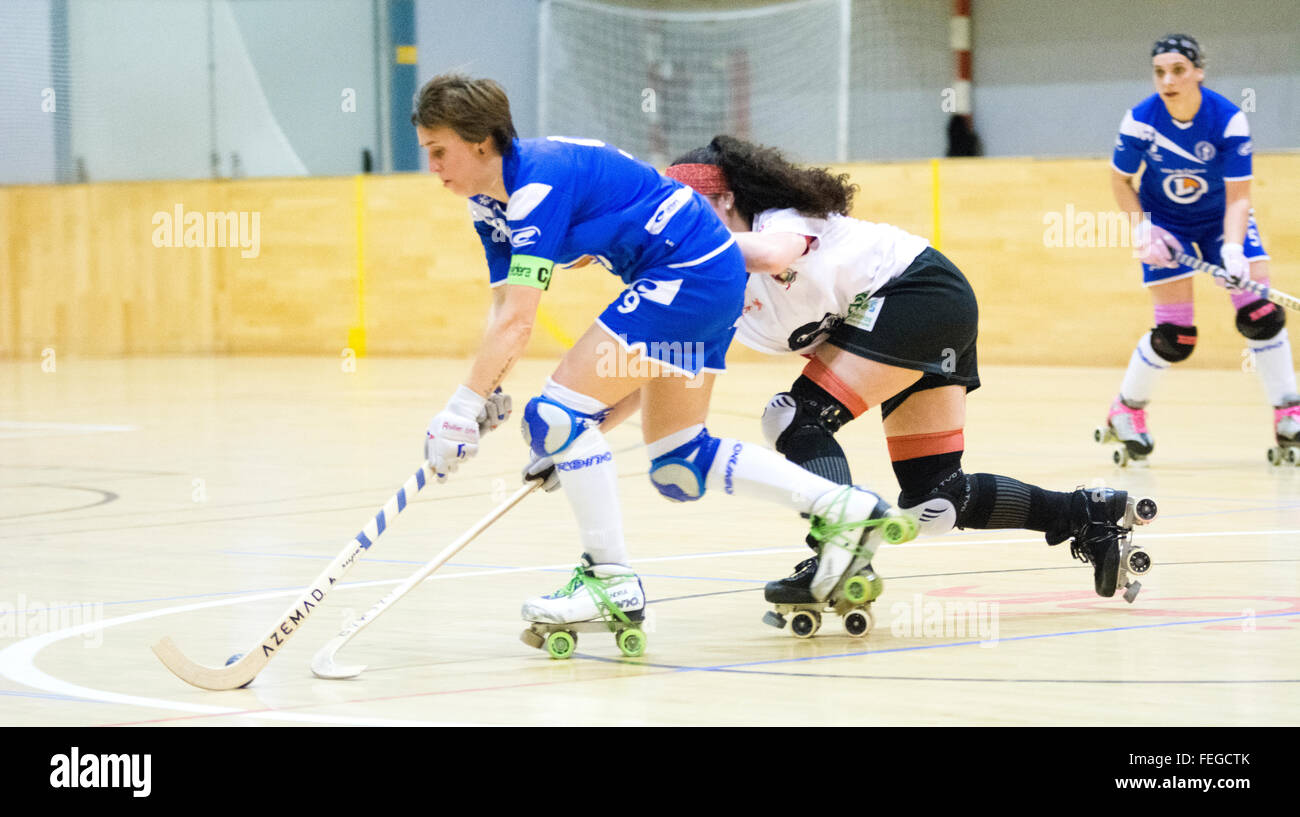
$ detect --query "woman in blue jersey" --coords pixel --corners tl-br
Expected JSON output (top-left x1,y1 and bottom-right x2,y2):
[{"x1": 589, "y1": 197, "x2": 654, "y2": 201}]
[
  {"x1": 412, "y1": 74, "x2": 914, "y2": 655},
  {"x1": 1102, "y1": 34, "x2": 1299, "y2": 466}
]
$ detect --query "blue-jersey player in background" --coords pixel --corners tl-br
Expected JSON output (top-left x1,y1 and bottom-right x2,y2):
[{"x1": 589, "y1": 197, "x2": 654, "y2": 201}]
[
  {"x1": 413, "y1": 74, "x2": 916, "y2": 657},
  {"x1": 1100, "y1": 34, "x2": 1299, "y2": 466}
]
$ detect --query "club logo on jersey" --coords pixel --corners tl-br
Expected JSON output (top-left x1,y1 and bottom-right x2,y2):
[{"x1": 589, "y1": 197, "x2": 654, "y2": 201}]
[
  {"x1": 845, "y1": 294, "x2": 885, "y2": 332},
  {"x1": 510, "y1": 225, "x2": 541, "y2": 248},
  {"x1": 615, "y1": 278, "x2": 683, "y2": 314},
  {"x1": 1162, "y1": 172, "x2": 1208, "y2": 204},
  {"x1": 1145, "y1": 143, "x2": 1163, "y2": 162},
  {"x1": 1194, "y1": 141, "x2": 1216, "y2": 161},
  {"x1": 1238, "y1": 140, "x2": 1253, "y2": 156}
]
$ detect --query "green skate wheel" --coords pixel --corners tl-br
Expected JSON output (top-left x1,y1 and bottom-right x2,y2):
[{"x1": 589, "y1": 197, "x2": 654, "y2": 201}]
[
  {"x1": 616, "y1": 628, "x2": 646, "y2": 658},
  {"x1": 879, "y1": 513, "x2": 918, "y2": 544},
  {"x1": 545, "y1": 630, "x2": 576, "y2": 660},
  {"x1": 843, "y1": 575, "x2": 870, "y2": 604}
]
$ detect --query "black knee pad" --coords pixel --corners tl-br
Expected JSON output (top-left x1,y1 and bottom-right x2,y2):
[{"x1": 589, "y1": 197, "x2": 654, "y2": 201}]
[
  {"x1": 1150, "y1": 323, "x2": 1198, "y2": 363},
  {"x1": 893, "y1": 451, "x2": 969, "y2": 534},
  {"x1": 760, "y1": 376, "x2": 854, "y2": 484},
  {"x1": 1236, "y1": 299, "x2": 1285, "y2": 341}
]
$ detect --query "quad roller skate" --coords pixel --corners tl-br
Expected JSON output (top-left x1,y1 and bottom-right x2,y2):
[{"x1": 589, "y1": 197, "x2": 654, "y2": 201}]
[
  {"x1": 519, "y1": 555, "x2": 647, "y2": 659},
  {"x1": 1061, "y1": 489, "x2": 1158, "y2": 603},
  {"x1": 1266, "y1": 399, "x2": 1300, "y2": 467},
  {"x1": 762, "y1": 486, "x2": 917, "y2": 639},
  {"x1": 1094, "y1": 397, "x2": 1153, "y2": 467},
  {"x1": 761, "y1": 557, "x2": 884, "y2": 639}
]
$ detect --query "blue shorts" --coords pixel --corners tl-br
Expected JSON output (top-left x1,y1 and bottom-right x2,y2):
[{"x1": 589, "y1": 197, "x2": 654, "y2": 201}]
[
  {"x1": 1143, "y1": 213, "x2": 1269, "y2": 285},
  {"x1": 595, "y1": 240, "x2": 746, "y2": 376}
]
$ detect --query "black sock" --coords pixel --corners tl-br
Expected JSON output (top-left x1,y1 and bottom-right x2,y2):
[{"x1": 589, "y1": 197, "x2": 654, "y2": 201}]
[
  {"x1": 782, "y1": 376, "x2": 853, "y2": 485},
  {"x1": 963, "y1": 474, "x2": 1072, "y2": 542}
]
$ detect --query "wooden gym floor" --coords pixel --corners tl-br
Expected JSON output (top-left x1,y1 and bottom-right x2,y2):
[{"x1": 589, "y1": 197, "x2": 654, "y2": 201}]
[{"x1": 1, "y1": 356, "x2": 1297, "y2": 726}]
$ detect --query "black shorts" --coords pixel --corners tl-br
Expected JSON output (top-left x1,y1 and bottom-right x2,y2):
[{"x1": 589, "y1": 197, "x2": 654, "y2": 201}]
[{"x1": 825, "y1": 246, "x2": 980, "y2": 420}]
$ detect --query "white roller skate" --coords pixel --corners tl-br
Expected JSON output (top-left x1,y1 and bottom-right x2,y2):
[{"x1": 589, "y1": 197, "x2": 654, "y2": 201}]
[
  {"x1": 519, "y1": 554, "x2": 648, "y2": 659},
  {"x1": 1267, "y1": 398, "x2": 1300, "y2": 467},
  {"x1": 807, "y1": 486, "x2": 917, "y2": 604},
  {"x1": 1061, "y1": 489, "x2": 1158, "y2": 603},
  {"x1": 1094, "y1": 397, "x2": 1154, "y2": 467}
]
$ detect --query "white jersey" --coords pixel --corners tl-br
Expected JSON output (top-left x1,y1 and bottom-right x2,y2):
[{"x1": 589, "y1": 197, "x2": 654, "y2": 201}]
[{"x1": 735, "y1": 208, "x2": 929, "y2": 355}]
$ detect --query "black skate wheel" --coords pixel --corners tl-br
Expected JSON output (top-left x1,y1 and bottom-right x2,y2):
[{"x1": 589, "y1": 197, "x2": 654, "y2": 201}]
[
  {"x1": 1134, "y1": 497, "x2": 1158, "y2": 522},
  {"x1": 790, "y1": 610, "x2": 820, "y2": 638},
  {"x1": 1127, "y1": 549, "x2": 1151, "y2": 575},
  {"x1": 762, "y1": 610, "x2": 787, "y2": 630},
  {"x1": 844, "y1": 610, "x2": 871, "y2": 637}
]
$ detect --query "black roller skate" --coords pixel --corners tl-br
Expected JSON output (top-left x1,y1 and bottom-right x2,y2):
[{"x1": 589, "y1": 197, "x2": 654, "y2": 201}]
[
  {"x1": 1053, "y1": 488, "x2": 1158, "y2": 602},
  {"x1": 761, "y1": 552, "x2": 884, "y2": 639}
]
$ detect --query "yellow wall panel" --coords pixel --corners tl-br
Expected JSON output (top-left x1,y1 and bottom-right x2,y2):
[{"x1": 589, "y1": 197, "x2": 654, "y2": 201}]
[{"x1": 2, "y1": 154, "x2": 1297, "y2": 371}]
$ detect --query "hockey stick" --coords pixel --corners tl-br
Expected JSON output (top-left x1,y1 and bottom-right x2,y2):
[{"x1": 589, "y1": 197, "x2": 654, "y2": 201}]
[
  {"x1": 151, "y1": 462, "x2": 437, "y2": 690},
  {"x1": 1176, "y1": 251, "x2": 1300, "y2": 312},
  {"x1": 311, "y1": 479, "x2": 538, "y2": 679}
]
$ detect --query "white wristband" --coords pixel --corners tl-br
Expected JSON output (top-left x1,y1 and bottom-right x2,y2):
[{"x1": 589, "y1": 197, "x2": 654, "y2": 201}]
[{"x1": 447, "y1": 384, "x2": 487, "y2": 415}]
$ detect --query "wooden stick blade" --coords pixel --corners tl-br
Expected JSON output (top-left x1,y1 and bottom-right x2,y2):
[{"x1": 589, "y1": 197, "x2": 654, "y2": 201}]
[
  {"x1": 310, "y1": 637, "x2": 366, "y2": 679},
  {"x1": 151, "y1": 636, "x2": 264, "y2": 691}
]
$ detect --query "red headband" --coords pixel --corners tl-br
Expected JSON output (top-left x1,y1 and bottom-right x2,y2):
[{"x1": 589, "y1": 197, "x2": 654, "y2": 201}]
[{"x1": 664, "y1": 163, "x2": 729, "y2": 195}]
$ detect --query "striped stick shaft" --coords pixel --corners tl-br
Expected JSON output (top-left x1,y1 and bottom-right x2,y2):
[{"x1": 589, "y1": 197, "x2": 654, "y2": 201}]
[
  {"x1": 1177, "y1": 252, "x2": 1300, "y2": 312},
  {"x1": 353, "y1": 463, "x2": 433, "y2": 549}
]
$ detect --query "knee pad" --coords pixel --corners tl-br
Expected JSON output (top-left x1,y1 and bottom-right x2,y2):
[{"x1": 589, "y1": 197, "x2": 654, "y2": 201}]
[
  {"x1": 521, "y1": 395, "x2": 607, "y2": 458},
  {"x1": 1236, "y1": 299, "x2": 1285, "y2": 341},
  {"x1": 761, "y1": 375, "x2": 853, "y2": 453},
  {"x1": 648, "y1": 427, "x2": 722, "y2": 502},
  {"x1": 1149, "y1": 323, "x2": 1198, "y2": 363},
  {"x1": 889, "y1": 433, "x2": 967, "y2": 536}
]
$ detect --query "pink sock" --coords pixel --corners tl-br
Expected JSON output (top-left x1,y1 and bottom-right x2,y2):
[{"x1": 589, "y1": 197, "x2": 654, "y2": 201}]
[
  {"x1": 1153, "y1": 302, "x2": 1194, "y2": 325},
  {"x1": 1231, "y1": 277, "x2": 1269, "y2": 310}
]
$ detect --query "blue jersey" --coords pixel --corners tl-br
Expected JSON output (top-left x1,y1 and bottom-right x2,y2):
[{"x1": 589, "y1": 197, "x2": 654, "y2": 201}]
[
  {"x1": 468, "y1": 136, "x2": 734, "y2": 288},
  {"x1": 1111, "y1": 87, "x2": 1253, "y2": 231}
]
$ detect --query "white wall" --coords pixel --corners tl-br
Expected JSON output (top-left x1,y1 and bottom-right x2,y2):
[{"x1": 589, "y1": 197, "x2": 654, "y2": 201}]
[
  {"x1": 0, "y1": 0, "x2": 59, "y2": 184},
  {"x1": 973, "y1": 0, "x2": 1300, "y2": 157}
]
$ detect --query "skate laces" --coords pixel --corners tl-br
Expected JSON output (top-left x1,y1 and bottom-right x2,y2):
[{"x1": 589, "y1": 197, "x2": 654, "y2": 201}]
[
  {"x1": 809, "y1": 487, "x2": 883, "y2": 556},
  {"x1": 1068, "y1": 493, "x2": 1123, "y2": 564},
  {"x1": 548, "y1": 566, "x2": 634, "y2": 627},
  {"x1": 1275, "y1": 404, "x2": 1300, "y2": 422}
]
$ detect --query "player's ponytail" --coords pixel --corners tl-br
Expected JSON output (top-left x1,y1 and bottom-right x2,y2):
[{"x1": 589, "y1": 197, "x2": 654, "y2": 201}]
[{"x1": 681, "y1": 136, "x2": 856, "y2": 224}]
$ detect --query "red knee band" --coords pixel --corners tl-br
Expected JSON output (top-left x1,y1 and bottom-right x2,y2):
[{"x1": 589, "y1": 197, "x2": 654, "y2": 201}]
[
  {"x1": 802, "y1": 357, "x2": 870, "y2": 418},
  {"x1": 886, "y1": 429, "x2": 965, "y2": 462}
]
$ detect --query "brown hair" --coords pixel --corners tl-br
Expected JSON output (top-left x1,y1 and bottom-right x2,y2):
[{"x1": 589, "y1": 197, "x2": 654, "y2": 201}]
[{"x1": 411, "y1": 74, "x2": 517, "y2": 155}]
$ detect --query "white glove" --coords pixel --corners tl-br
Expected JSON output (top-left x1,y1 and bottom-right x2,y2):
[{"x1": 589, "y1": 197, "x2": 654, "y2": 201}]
[
  {"x1": 425, "y1": 385, "x2": 485, "y2": 482},
  {"x1": 1135, "y1": 220, "x2": 1183, "y2": 268},
  {"x1": 522, "y1": 454, "x2": 561, "y2": 492},
  {"x1": 479, "y1": 387, "x2": 513, "y2": 435},
  {"x1": 1215, "y1": 242, "x2": 1251, "y2": 291}
]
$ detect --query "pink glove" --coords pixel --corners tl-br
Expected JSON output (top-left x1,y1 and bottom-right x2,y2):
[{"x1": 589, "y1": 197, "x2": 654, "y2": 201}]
[{"x1": 1135, "y1": 220, "x2": 1183, "y2": 268}]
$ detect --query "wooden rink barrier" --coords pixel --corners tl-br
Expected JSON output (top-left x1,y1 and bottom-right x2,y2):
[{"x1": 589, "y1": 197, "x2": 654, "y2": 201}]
[{"x1": 1, "y1": 154, "x2": 1297, "y2": 365}]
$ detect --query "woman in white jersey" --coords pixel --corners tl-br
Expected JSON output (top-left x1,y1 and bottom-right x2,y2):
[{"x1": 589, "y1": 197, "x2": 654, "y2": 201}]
[{"x1": 667, "y1": 136, "x2": 1157, "y2": 605}]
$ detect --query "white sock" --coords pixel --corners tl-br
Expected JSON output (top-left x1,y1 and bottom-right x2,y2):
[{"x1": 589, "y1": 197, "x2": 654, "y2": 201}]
[
  {"x1": 1250, "y1": 329, "x2": 1300, "y2": 406},
  {"x1": 705, "y1": 437, "x2": 836, "y2": 513},
  {"x1": 543, "y1": 381, "x2": 626, "y2": 565},
  {"x1": 1119, "y1": 332, "x2": 1170, "y2": 406}
]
